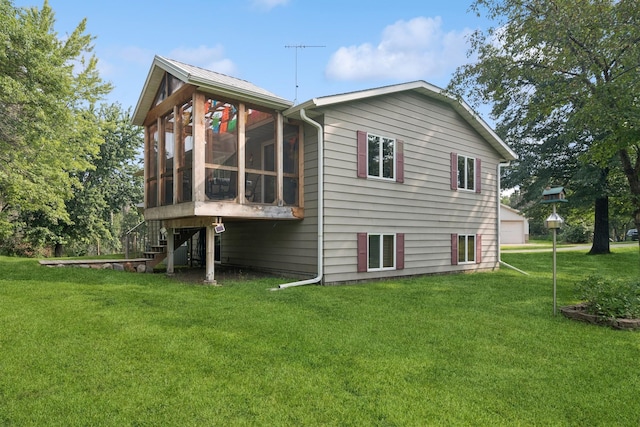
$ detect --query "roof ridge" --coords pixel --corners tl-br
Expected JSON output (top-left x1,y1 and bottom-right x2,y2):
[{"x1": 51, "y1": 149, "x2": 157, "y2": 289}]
[{"x1": 159, "y1": 56, "x2": 254, "y2": 85}]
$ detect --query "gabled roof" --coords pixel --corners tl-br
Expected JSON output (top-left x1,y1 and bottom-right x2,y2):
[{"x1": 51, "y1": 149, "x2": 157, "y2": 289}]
[
  {"x1": 284, "y1": 81, "x2": 517, "y2": 161},
  {"x1": 132, "y1": 56, "x2": 293, "y2": 125},
  {"x1": 132, "y1": 58, "x2": 516, "y2": 161},
  {"x1": 500, "y1": 203, "x2": 528, "y2": 218}
]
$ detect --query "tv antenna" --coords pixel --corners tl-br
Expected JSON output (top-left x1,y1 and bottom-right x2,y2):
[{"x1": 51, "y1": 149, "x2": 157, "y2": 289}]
[{"x1": 285, "y1": 44, "x2": 325, "y2": 104}]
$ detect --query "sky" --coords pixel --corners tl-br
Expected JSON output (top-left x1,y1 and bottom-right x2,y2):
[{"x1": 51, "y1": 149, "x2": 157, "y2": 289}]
[{"x1": 13, "y1": 0, "x2": 493, "y2": 116}]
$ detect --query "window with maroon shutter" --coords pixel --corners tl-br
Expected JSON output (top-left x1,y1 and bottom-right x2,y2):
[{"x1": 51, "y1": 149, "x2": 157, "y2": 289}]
[
  {"x1": 357, "y1": 131, "x2": 367, "y2": 178},
  {"x1": 450, "y1": 153, "x2": 458, "y2": 190},
  {"x1": 453, "y1": 233, "x2": 479, "y2": 264},
  {"x1": 357, "y1": 233, "x2": 367, "y2": 272},
  {"x1": 358, "y1": 232, "x2": 402, "y2": 272},
  {"x1": 357, "y1": 130, "x2": 403, "y2": 182},
  {"x1": 475, "y1": 158, "x2": 482, "y2": 193},
  {"x1": 396, "y1": 140, "x2": 404, "y2": 183},
  {"x1": 452, "y1": 153, "x2": 480, "y2": 192},
  {"x1": 396, "y1": 233, "x2": 405, "y2": 270},
  {"x1": 451, "y1": 233, "x2": 458, "y2": 265}
]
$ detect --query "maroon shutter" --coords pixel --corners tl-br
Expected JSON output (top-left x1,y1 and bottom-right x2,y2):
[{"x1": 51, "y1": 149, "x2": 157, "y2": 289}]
[
  {"x1": 357, "y1": 131, "x2": 367, "y2": 178},
  {"x1": 357, "y1": 233, "x2": 368, "y2": 272},
  {"x1": 476, "y1": 234, "x2": 482, "y2": 264},
  {"x1": 396, "y1": 140, "x2": 404, "y2": 183},
  {"x1": 475, "y1": 158, "x2": 482, "y2": 193},
  {"x1": 451, "y1": 233, "x2": 458, "y2": 265},
  {"x1": 396, "y1": 233, "x2": 404, "y2": 270},
  {"x1": 450, "y1": 152, "x2": 458, "y2": 190}
]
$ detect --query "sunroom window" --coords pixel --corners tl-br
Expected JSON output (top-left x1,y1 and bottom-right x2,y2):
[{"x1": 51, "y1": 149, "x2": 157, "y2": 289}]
[{"x1": 204, "y1": 98, "x2": 238, "y2": 201}]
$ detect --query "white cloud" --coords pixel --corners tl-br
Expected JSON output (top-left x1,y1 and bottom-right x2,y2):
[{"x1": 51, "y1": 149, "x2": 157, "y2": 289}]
[
  {"x1": 251, "y1": 0, "x2": 289, "y2": 11},
  {"x1": 168, "y1": 45, "x2": 237, "y2": 75},
  {"x1": 326, "y1": 16, "x2": 472, "y2": 83}
]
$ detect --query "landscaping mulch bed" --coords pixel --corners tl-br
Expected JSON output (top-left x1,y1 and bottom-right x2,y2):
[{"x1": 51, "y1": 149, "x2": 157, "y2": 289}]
[{"x1": 561, "y1": 303, "x2": 640, "y2": 330}]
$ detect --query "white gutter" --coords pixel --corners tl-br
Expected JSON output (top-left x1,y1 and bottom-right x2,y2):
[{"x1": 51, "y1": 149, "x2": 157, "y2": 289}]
[
  {"x1": 497, "y1": 161, "x2": 529, "y2": 275},
  {"x1": 272, "y1": 108, "x2": 324, "y2": 290}
]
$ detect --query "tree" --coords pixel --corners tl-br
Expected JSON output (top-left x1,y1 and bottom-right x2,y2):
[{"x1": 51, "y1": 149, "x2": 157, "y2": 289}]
[
  {"x1": 0, "y1": 0, "x2": 111, "y2": 248},
  {"x1": 16, "y1": 104, "x2": 143, "y2": 256},
  {"x1": 449, "y1": 0, "x2": 640, "y2": 253},
  {"x1": 62, "y1": 104, "x2": 144, "y2": 256}
]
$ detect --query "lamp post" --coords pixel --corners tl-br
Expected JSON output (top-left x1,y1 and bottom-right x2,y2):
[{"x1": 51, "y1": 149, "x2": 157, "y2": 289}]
[{"x1": 542, "y1": 187, "x2": 567, "y2": 316}]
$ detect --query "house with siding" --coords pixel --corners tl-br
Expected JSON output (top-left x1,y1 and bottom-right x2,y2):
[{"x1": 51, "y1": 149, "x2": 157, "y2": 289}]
[{"x1": 132, "y1": 55, "x2": 517, "y2": 286}]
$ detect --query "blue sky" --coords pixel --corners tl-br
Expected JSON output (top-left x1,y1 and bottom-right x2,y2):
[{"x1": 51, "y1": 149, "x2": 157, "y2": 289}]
[{"x1": 14, "y1": 0, "x2": 492, "y2": 114}]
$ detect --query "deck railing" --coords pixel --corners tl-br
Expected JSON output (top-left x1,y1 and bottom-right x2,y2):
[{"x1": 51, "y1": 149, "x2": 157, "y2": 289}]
[{"x1": 124, "y1": 220, "x2": 163, "y2": 259}]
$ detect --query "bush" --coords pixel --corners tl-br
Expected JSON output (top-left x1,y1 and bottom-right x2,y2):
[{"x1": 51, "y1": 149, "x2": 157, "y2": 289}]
[
  {"x1": 576, "y1": 275, "x2": 640, "y2": 319},
  {"x1": 561, "y1": 224, "x2": 591, "y2": 244}
]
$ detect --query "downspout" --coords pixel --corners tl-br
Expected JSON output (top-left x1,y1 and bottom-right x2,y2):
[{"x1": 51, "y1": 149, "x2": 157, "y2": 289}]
[
  {"x1": 272, "y1": 108, "x2": 324, "y2": 289},
  {"x1": 497, "y1": 161, "x2": 529, "y2": 275}
]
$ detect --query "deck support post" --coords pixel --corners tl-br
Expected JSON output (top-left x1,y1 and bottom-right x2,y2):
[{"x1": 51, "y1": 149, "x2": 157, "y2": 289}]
[
  {"x1": 166, "y1": 227, "x2": 175, "y2": 275},
  {"x1": 204, "y1": 225, "x2": 217, "y2": 285}
]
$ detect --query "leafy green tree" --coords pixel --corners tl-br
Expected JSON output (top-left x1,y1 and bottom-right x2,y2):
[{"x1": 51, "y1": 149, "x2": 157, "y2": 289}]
[
  {"x1": 449, "y1": 0, "x2": 640, "y2": 253},
  {"x1": 63, "y1": 104, "x2": 143, "y2": 256},
  {"x1": 22, "y1": 104, "x2": 143, "y2": 256},
  {"x1": 0, "y1": 0, "x2": 111, "y2": 248}
]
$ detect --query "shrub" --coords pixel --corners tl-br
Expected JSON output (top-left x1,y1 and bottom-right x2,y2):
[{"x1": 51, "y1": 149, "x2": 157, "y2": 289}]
[
  {"x1": 561, "y1": 223, "x2": 591, "y2": 244},
  {"x1": 575, "y1": 275, "x2": 640, "y2": 319}
]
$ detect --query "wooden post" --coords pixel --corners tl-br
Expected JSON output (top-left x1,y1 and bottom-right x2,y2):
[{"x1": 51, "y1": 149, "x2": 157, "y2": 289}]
[
  {"x1": 238, "y1": 103, "x2": 246, "y2": 203},
  {"x1": 143, "y1": 128, "x2": 149, "y2": 209},
  {"x1": 204, "y1": 225, "x2": 217, "y2": 284},
  {"x1": 173, "y1": 105, "x2": 180, "y2": 204},
  {"x1": 166, "y1": 227, "x2": 175, "y2": 275},
  {"x1": 192, "y1": 92, "x2": 205, "y2": 203},
  {"x1": 276, "y1": 112, "x2": 284, "y2": 204},
  {"x1": 157, "y1": 116, "x2": 163, "y2": 206}
]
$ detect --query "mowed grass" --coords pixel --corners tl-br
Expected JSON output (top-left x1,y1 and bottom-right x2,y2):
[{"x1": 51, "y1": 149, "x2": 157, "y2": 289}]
[{"x1": 1, "y1": 247, "x2": 640, "y2": 426}]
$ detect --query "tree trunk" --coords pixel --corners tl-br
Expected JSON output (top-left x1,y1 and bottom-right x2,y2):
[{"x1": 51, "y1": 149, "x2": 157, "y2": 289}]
[
  {"x1": 589, "y1": 196, "x2": 610, "y2": 254},
  {"x1": 54, "y1": 242, "x2": 64, "y2": 258}
]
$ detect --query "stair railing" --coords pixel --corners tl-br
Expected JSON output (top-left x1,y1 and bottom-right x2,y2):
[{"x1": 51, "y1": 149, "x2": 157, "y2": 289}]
[{"x1": 124, "y1": 220, "x2": 147, "y2": 259}]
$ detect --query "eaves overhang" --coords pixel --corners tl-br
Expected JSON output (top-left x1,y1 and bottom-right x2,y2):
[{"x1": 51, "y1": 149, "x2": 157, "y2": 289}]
[
  {"x1": 284, "y1": 81, "x2": 518, "y2": 162},
  {"x1": 132, "y1": 56, "x2": 293, "y2": 126}
]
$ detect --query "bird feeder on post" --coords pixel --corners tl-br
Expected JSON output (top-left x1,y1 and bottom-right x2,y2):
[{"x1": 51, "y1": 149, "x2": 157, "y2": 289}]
[{"x1": 541, "y1": 186, "x2": 567, "y2": 316}]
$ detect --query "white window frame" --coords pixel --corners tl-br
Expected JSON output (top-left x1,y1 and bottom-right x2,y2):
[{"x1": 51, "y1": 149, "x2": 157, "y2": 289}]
[
  {"x1": 367, "y1": 133, "x2": 396, "y2": 180},
  {"x1": 368, "y1": 233, "x2": 396, "y2": 271},
  {"x1": 457, "y1": 155, "x2": 476, "y2": 191},
  {"x1": 458, "y1": 234, "x2": 476, "y2": 264}
]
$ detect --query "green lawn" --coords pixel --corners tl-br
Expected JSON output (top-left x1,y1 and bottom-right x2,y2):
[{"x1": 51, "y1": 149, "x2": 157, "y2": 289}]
[{"x1": 1, "y1": 247, "x2": 639, "y2": 426}]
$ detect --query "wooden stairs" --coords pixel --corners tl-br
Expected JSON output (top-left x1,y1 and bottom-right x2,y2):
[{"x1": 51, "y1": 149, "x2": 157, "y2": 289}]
[{"x1": 144, "y1": 228, "x2": 200, "y2": 270}]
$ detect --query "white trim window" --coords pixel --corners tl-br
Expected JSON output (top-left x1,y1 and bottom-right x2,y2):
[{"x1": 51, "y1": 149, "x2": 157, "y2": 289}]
[
  {"x1": 367, "y1": 133, "x2": 395, "y2": 180},
  {"x1": 358, "y1": 232, "x2": 405, "y2": 272},
  {"x1": 458, "y1": 234, "x2": 475, "y2": 264},
  {"x1": 368, "y1": 233, "x2": 396, "y2": 271},
  {"x1": 457, "y1": 154, "x2": 475, "y2": 191},
  {"x1": 451, "y1": 233, "x2": 482, "y2": 265}
]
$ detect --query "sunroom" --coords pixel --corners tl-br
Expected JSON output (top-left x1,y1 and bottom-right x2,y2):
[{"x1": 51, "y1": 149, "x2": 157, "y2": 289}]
[{"x1": 132, "y1": 56, "x2": 303, "y2": 281}]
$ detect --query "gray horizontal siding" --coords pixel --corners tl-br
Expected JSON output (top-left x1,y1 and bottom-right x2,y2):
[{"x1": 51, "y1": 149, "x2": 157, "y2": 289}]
[
  {"x1": 317, "y1": 91, "x2": 502, "y2": 283},
  {"x1": 218, "y1": 125, "x2": 320, "y2": 277}
]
